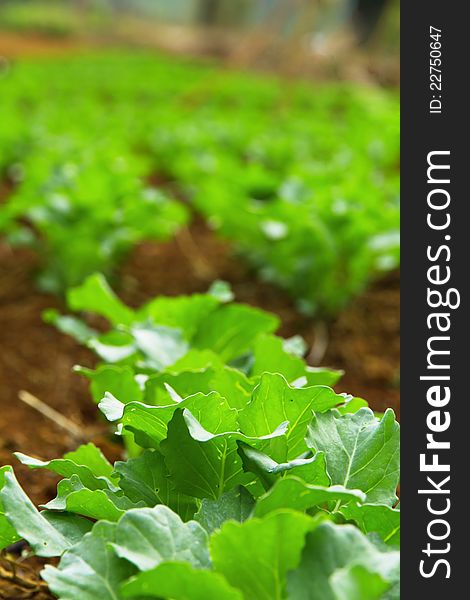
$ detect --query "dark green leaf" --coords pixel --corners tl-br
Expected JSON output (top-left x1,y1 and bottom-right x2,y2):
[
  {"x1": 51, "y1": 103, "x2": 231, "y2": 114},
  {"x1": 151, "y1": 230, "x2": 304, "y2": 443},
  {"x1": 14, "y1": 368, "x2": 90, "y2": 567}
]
[{"x1": 194, "y1": 486, "x2": 254, "y2": 534}]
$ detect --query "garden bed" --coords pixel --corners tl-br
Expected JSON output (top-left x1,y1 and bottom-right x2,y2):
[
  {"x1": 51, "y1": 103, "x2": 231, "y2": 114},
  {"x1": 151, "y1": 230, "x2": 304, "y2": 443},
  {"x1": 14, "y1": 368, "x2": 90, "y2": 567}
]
[
  {"x1": 0, "y1": 217, "x2": 399, "y2": 506},
  {"x1": 0, "y1": 36, "x2": 399, "y2": 599}
]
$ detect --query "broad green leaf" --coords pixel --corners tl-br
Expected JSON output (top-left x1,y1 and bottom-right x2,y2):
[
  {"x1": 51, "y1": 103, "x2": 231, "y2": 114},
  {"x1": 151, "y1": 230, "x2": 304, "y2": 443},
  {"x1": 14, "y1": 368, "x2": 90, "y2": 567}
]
[
  {"x1": 77, "y1": 365, "x2": 143, "y2": 405},
  {"x1": 111, "y1": 505, "x2": 211, "y2": 571},
  {"x1": 144, "y1": 369, "x2": 215, "y2": 406},
  {"x1": 254, "y1": 476, "x2": 365, "y2": 518},
  {"x1": 287, "y1": 521, "x2": 399, "y2": 600},
  {"x1": 43, "y1": 520, "x2": 135, "y2": 600},
  {"x1": 339, "y1": 503, "x2": 400, "y2": 546},
  {"x1": 88, "y1": 337, "x2": 138, "y2": 364},
  {"x1": 252, "y1": 334, "x2": 342, "y2": 387},
  {"x1": 114, "y1": 450, "x2": 197, "y2": 521},
  {"x1": 211, "y1": 509, "x2": 317, "y2": 600},
  {"x1": 41, "y1": 511, "x2": 93, "y2": 545},
  {"x1": 15, "y1": 443, "x2": 117, "y2": 490},
  {"x1": 43, "y1": 309, "x2": 97, "y2": 344},
  {"x1": 67, "y1": 273, "x2": 134, "y2": 325},
  {"x1": 121, "y1": 561, "x2": 243, "y2": 599},
  {"x1": 252, "y1": 334, "x2": 305, "y2": 381},
  {"x1": 208, "y1": 366, "x2": 253, "y2": 410},
  {"x1": 193, "y1": 304, "x2": 279, "y2": 361},
  {"x1": 64, "y1": 443, "x2": 115, "y2": 479},
  {"x1": 303, "y1": 367, "x2": 344, "y2": 388},
  {"x1": 100, "y1": 390, "x2": 239, "y2": 449},
  {"x1": 238, "y1": 373, "x2": 344, "y2": 460},
  {"x1": 331, "y1": 565, "x2": 389, "y2": 600},
  {"x1": 43, "y1": 475, "x2": 140, "y2": 521},
  {"x1": 138, "y1": 293, "x2": 220, "y2": 340},
  {"x1": 130, "y1": 323, "x2": 189, "y2": 370},
  {"x1": 238, "y1": 444, "x2": 330, "y2": 491},
  {"x1": 144, "y1": 364, "x2": 252, "y2": 410},
  {"x1": 168, "y1": 349, "x2": 223, "y2": 371},
  {"x1": 195, "y1": 486, "x2": 254, "y2": 534},
  {"x1": 81, "y1": 329, "x2": 136, "y2": 362},
  {"x1": 0, "y1": 468, "x2": 92, "y2": 557},
  {"x1": 0, "y1": 466, "x2": 21, "y2": 549},
  {"x1": 161, "y1": 409, "x2": 287, "y2": 499},
  {"x1": 337, "y1": 396, "x2": 369, "y2": 415},
  {"x1": 306, "y1": 408, "x2": 400, "y2": 505}
]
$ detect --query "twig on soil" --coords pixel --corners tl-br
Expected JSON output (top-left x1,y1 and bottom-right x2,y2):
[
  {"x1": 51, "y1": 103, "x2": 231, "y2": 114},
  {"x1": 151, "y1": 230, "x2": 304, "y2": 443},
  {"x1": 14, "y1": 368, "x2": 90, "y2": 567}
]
[
  {"x1": 308, "y1": 320, "x2": 329, "y2": 366},
  {"x1": 18, "y1": 390, "x2": 85, "y2": 442},
  {"x1": 0, "y1": 557, "x2": 49, "y2": 594},
  {"x1": 174, "y1": 226, "x2": 216, "y2": 280}
]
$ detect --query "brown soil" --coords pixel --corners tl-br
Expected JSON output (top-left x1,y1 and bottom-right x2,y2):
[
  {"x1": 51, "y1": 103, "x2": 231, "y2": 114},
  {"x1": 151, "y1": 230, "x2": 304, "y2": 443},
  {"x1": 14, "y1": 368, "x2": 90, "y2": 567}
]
[
  {"x1": 0, "y1": 554, "x2": 55, "y2": 600},
  {"x1": 0, "y1": 32, "x2": 86, "y2": 59}
]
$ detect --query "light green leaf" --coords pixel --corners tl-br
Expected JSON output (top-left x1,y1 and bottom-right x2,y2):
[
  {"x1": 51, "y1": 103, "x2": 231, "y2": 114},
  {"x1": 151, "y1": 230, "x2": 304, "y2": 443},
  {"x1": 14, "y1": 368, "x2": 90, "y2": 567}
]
[
  {"x1": 77, "y1": 365, "x2": 143, "y2": 405},
  {"x1": 239, "y1": 373, "x2": 344, "y2": 461},
  {"x1": 211, "y1": 510, "x2": 317, "y2": 600},
  {"x1": 0, "y1": 468, "x2": 92, "y2": 557},
  {"x1": 100, "y1": 390, "x2": 239, "y2": 450},
  {"x1": 337, "y1": 396, "x2": 369, "y2": 415},
  {"x1": 287, "y1": 521, "x2": 399, "y2": 600},
  {"x1": 121, "y1": 561, "x2": 243, "y2": 599},
  {"x1": 193, "y1": 304, "x2": 279, "y2": 361},
  {"x1": 208, "y1": 366, "x2": 253, "y2": 410},
  {"x1": 130, "y1": 323, "x2": 189, "y2": 370},
  {"x1": 252, "y1": 335, "x2": 342, "y2": 387},
  {"x1": 303, "y1": 367, "x2": 344, "y2": 388},
  {"x1": 0, "y1": 466, "x2": 21, "y2": 549},
  {"x1": 167, "y1": 349, "x2": 222, "y2": 371},
  {"x1": 67, "y1": 273, "x2": 134, "y2": 326},
  {"x1": 138, "y1": 293, "x2": 220, "y2": 340},
  {"x1": 43, "y1": 520, "x2": 136, "y2": 600},
  {"x1": 15, "y1": 443, "x2": 117, "y2": 490},
  {"x1": 254, "y1": 476, "x2": 365, "y2": 518},
  {"x1": 43, "y1": 309, "x2": 97, "y2": 344},
  {"x1": 195, "y1": 486, "x2": 254, "y2": 534},
  {"x1": 111, "y1": 505, "x2": 210, "y2": 571},
  {"x1": 43, "y1": 475, "x2": 140, "y2": 522},
  {"x1": 331, "y1": 564, "x2": 389, "y2": 600},
  {"x1": 144, "y1": 369, "x2": 215, "y2": 406},
  {"x1": 87, "y1": 329, "x2": 138, "y2": 364},
  {"x1": 306, "y1": 408, "x2": 400, "y2": 505},
  {"x1": 114, "y1": 450, "x2": 197, "y2": 521},
  {"x1": 208, "y1": 280, "x2": 234, "y2": 303},
  {"x1": 339, "y1": 503, "x2": 400, "y2": 546}
]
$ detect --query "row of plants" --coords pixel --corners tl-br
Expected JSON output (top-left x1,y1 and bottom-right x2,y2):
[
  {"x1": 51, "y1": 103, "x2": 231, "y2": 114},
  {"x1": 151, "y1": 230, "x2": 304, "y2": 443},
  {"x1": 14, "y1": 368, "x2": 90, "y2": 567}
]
[
  {"x1": 1, "y1": 52, "x2": 399, "y2": 313},
  {"x1": 1, "y1": 274, "x2": 400, "y2": 598}
]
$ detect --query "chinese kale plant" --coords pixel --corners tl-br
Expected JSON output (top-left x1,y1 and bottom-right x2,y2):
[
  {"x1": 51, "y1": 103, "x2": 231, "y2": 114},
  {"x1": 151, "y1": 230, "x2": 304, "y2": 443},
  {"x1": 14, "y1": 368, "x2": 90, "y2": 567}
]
[{"x1": 0, "y1": 276, "x2": 399, "y2": 599}]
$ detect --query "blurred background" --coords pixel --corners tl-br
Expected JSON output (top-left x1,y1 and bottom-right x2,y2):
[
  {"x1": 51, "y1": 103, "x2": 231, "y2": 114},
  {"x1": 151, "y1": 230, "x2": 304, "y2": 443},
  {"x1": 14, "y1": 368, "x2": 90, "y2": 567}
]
[
  {"x1": 0, "y1": 0, "x2": 399, "y2": 566},
  {"x1": 0, "y1": 0, "x2": 399, "y2": 82}
]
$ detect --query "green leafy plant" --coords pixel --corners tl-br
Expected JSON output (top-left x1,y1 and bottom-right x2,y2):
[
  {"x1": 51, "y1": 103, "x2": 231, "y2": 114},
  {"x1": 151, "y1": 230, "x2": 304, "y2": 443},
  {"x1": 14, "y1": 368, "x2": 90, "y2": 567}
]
[
  {"x1": 45, "y1": 273, "x2": 343, "y2": 398},
  {"x1": 0, "y1": 277, "x2": 399, "y2": 598},
  {"x1": 0, "y1": 140, "x2": 187, "y2": 292}
]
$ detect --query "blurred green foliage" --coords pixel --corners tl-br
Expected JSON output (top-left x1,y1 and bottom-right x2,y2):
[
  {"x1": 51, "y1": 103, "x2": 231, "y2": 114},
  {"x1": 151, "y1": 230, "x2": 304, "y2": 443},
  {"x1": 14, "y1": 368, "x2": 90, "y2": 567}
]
[
  {"x1": 0, "y1": 52, "x2": 398, "y2": 312},
  {"x1": 0, "y1": 1, "x2": 84, "y2": 37}
]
